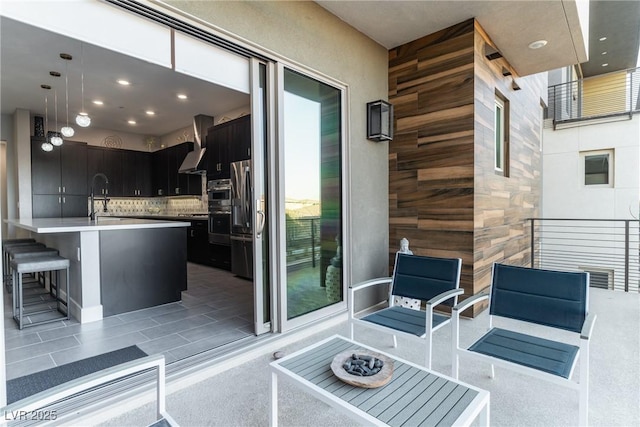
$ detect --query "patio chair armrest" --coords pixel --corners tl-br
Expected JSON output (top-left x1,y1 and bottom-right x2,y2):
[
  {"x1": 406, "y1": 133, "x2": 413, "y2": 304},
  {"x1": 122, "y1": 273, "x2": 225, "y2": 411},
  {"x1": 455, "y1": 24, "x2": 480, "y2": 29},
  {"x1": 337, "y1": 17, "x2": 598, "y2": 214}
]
[
  {"x1": 349, "y1": 277, "x2": 393, "y2": 291},
  {"x1": 580, "y1": 313, "x2": 597, "y2": 340},
  {"x1": 452, "y1": 292, "x2": 489, "y2": 315},
  {"x1": 426, "y1": 288, "x2": 464, "y2": 307}
]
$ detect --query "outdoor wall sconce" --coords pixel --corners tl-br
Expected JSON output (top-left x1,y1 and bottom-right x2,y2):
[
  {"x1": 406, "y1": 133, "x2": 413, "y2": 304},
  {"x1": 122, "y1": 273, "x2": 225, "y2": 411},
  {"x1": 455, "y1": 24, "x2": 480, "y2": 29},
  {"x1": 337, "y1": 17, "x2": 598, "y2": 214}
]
[{"x1": 367, "y1": 100, "x2": 394, "y2": 142}]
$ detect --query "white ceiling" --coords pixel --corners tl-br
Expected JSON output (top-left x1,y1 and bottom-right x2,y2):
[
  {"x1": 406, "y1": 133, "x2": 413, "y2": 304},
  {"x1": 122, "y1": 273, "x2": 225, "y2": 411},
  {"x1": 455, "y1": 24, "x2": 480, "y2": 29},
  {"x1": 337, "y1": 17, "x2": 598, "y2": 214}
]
[
  {"x1": 0, "y1": 17, "x2": 250, "y2": 137},
  {"x1": 316, "y1": 0, "x2": 588, "y2": 77}
]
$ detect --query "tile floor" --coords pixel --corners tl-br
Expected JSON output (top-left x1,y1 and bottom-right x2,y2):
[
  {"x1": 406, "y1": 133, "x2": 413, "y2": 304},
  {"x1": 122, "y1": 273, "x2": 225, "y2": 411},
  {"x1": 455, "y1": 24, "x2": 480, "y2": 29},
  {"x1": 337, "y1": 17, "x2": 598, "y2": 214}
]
[{"x1": 4, "y1": 263, "x2": 254, "y2": 381}]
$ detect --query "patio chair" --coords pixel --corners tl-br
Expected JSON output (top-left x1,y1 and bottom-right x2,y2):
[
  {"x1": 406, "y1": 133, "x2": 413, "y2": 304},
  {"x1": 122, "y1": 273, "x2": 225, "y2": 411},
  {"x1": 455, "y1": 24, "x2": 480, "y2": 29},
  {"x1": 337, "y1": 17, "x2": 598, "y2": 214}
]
[
  {"x1": 452, "y1": 263, "x2": 596, "y2": 426},
  {"x1": 349, "y1": 253, "x2": 463, "y2": 369}
]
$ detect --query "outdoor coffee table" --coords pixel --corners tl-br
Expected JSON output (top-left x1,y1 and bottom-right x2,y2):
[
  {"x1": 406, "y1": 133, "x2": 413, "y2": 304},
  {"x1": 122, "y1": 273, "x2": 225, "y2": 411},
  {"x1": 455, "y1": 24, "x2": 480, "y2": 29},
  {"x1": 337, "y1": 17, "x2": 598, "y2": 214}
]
[{"x1": 270, "y1": 335, "x2": 489, "y2": 426}]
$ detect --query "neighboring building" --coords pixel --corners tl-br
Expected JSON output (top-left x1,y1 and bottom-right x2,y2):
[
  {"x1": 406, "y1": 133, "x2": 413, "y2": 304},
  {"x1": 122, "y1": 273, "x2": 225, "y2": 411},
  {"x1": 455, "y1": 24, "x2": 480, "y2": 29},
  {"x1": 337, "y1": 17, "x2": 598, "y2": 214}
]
[{"x1": 540, "y1": 67, "x2": 640, "y2": 292}]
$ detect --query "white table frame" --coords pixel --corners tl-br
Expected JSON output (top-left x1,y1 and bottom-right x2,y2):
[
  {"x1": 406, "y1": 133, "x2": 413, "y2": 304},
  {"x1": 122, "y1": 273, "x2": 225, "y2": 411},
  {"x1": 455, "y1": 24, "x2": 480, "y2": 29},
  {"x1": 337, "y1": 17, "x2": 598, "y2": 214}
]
[{"x1": 270, "y1": 335, "x2": 489, "y2": 427}]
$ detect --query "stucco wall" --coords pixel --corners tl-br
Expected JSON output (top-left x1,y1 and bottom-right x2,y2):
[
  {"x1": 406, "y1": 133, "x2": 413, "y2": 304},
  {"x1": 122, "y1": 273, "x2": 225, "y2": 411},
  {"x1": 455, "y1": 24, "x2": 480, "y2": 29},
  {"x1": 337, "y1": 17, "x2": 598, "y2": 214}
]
[
  {"x1": 163, "y1": 1, "x2": 390, "y2": 282},
  {"x1": 542, "y1": 116, "x2": 640, "y2": 219}
]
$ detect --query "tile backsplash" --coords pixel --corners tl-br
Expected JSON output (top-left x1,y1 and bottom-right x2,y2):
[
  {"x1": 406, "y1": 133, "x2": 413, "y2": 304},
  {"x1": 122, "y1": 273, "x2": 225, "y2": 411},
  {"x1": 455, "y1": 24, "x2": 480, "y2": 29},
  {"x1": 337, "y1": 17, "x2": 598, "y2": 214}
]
[{"x1": 90, "y1": 196, "x2": 207, "y2": 217}]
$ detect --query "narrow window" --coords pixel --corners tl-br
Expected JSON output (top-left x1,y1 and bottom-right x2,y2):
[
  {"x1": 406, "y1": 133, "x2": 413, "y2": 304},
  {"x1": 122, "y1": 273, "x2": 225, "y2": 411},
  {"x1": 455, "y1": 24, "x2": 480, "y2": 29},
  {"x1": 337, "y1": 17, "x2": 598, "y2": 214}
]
[
  {"x1": 582, "y1": 150, "x2": 613, "y2": 186},
  {"x1": 494, "y1": 93, "x2": 509, "y2": 175}
]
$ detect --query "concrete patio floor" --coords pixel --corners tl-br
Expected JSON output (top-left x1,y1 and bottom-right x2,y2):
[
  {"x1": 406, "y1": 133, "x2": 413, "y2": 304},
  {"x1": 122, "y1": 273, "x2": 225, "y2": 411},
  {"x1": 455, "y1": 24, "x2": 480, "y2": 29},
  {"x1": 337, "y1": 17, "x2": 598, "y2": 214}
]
[{"x1": 91, "y1": 287, "x2": 638, "y2": 426}]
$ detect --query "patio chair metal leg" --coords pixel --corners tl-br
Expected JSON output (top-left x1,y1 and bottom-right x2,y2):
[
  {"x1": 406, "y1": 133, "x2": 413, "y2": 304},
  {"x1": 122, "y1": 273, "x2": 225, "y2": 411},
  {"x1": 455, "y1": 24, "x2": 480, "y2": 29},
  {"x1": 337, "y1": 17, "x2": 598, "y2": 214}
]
[
  {"x1": 490, "y1": 365, "x2": 495, "y2": 379},
  {"x1": 579, "y1": 343, "x2": 590, "y2": 426},
  {"x1": 392, "y1": 334, "x2": 397, "y2": 348},
  {"x1": 270, "y1": 371, "x2": 278, "y2": 427}
]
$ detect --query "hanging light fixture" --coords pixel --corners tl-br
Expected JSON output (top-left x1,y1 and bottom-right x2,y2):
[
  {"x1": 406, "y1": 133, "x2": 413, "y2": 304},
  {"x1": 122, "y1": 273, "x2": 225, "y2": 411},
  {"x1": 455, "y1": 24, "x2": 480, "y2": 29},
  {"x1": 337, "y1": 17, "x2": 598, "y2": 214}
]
[
  {"x1": 60, "y1": 53, "x2": 75, "y2": 138},
  {"x1": 41, "y1": 89, "x2": 53, "y2": 152},
  {"x1": 75, "y1": 43, "x2": 91, "y2": 127},
  {"x1": 50, "y1": 90, "x2": 63, "y2": 146}
]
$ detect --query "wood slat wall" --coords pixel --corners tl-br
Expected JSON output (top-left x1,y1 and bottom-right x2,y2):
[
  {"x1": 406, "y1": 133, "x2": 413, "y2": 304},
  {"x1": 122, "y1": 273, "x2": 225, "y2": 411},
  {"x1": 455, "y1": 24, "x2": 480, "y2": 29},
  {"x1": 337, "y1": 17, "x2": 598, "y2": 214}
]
[{"x1": 388, "y1": 19, "x2": 544, "y2": 315}]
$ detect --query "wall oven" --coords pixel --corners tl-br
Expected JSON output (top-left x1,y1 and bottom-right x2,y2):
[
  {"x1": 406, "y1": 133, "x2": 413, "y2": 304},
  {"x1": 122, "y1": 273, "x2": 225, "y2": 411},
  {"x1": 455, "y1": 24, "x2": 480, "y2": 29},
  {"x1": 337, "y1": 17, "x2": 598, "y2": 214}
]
[{"x1": 207, "y1": 179, "x2": 231, "y2": 245}]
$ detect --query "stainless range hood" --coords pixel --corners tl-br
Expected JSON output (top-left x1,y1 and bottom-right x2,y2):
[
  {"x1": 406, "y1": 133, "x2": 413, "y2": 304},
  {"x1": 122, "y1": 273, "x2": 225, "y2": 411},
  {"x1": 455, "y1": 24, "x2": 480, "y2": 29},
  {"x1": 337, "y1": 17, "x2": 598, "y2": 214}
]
[{"x1": 179, "y1": 114, "x2": 214, "y2": 174}]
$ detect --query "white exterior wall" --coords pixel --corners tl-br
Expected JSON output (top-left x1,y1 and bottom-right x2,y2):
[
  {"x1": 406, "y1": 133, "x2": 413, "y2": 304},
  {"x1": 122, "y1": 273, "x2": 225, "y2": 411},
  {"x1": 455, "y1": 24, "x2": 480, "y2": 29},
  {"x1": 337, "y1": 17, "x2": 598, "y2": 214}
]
[
  {"x1": 541, "y1": 116, "x2": 640, "y2": 292},
  {"x1": 542, "y1": 116, "x2": 639, "y2": 219}
]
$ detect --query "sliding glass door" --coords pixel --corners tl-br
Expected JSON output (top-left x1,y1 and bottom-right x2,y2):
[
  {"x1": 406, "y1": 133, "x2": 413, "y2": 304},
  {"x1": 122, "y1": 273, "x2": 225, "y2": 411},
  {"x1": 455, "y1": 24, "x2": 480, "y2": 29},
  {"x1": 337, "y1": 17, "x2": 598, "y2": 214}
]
[{"x1": 278, "y1": 67, "x2": 344, "y2": 329}]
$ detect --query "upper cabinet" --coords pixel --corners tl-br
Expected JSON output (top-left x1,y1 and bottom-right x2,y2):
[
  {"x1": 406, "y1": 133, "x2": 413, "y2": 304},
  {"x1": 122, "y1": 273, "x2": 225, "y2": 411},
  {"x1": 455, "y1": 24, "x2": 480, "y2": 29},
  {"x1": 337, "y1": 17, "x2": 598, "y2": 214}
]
[
  {"x1": 207, "y1": 114, "x2": 251, "y2": 179},
  {"x1": 153, "y1": 142, "x2": 202, "y2": 196},
  {"x1": 87, "y1": 147, "x2": 122, "y2": 197}
]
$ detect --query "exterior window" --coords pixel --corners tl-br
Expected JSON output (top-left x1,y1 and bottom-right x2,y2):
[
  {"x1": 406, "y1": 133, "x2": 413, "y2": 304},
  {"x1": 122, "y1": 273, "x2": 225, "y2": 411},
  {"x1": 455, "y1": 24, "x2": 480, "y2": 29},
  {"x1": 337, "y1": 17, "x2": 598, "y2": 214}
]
[
  {"x1": 494, "y1": 93, "x2": 509, "y2": 175},
  {"x1": 583, "y1": 150, "x2": 613, "y2": 186}
]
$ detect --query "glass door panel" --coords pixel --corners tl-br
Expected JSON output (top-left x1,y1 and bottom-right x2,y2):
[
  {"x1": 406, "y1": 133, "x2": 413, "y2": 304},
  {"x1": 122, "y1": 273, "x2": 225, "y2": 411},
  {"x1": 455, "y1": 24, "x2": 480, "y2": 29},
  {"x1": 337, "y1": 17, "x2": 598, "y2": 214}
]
[{"x1": 282, "y1": 68, "x2": 342, "y2": 320}]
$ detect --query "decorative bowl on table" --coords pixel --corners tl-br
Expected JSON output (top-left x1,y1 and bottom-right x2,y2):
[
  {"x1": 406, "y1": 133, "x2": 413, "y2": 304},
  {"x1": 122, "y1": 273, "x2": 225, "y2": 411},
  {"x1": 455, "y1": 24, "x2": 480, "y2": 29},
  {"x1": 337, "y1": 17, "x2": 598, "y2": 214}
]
[{"x1": 331, "y1": 350, "x2": 394, "y2": 388}]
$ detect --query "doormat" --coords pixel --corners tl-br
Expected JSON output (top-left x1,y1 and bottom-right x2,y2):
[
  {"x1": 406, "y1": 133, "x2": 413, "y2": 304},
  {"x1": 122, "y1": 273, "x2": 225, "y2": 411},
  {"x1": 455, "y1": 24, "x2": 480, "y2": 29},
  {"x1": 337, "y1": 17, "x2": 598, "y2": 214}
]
[{"x1": 7, "y1": 345, "x2": 148, "y2": 404}]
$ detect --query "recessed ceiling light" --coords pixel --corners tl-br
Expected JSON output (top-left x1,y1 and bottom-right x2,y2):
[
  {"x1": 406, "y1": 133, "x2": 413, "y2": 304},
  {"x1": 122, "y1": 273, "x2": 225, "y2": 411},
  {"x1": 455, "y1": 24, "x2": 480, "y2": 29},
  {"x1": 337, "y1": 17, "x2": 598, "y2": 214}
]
[
  {"x1": 528, "y1": 40, "x2": 548, "y2": 49},
  {"x1": 128, "y1": 120, "x2": 137, "y2": 125},
  {"x1": 602, "y1": 63, "x2": 609, "y2": 67},
  {"x1": 92, "y1": 100, "x2": 104, "y2": 105},
  {"x1": 602, "y1": 51, "x2": 607, "y2": 55},
  {"x1": 117, "y1": 79, "x2": 130, "y2": 86},
  {"x1": 177, "y1": 94, "x2": 188, "y2": 100},
  {"x1": 599, "y1": 37, "x2": 607, "y2": 41},
  {"x1": 146, "y1": 110, "x2": 155, "y2": 116}
]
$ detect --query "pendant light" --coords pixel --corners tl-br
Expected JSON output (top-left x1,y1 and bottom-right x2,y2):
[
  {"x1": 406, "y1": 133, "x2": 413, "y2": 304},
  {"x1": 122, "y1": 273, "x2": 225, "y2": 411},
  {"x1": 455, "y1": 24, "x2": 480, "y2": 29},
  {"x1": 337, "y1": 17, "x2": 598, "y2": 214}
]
[
  {"x1": 50, "y1": 89, "x2": 63, "y2": 146},
  {"x1": 42, "y1": 91, "x2": 53, "y2": 152},
  {"x1": 60, "y1": 53, "x2": 75, "y2": 138},
  {"x1": 75, "y1": 43, "x2": 91, "y2": 127}
]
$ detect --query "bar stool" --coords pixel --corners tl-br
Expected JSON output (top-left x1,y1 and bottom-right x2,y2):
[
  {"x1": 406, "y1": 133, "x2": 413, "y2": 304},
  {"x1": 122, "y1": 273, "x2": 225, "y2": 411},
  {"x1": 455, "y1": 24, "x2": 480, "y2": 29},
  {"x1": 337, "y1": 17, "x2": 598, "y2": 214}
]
[
  {"x1": 3, "y1": 243, "x2": 47, "y2": 292},
  {"x1": 3, "y1": 238, "x2": 37, "y2": 281},
  {"x1": 9, "y1": 247, "x2": 60, "y2": 296},
  {"x1": 11, "y1": 255, "x2": 70, "y2": 330}
]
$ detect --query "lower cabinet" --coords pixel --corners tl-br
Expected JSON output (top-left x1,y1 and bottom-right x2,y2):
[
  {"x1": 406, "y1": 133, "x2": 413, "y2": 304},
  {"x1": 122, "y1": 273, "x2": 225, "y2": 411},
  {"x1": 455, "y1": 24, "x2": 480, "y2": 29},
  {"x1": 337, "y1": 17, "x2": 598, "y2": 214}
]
[
  {"x1": 209, "y1": 244, "x2": 231, "y2": 270},
  {"x1": 187, "y1": 220, "x2": 209, "y2": 264},
  {"x1": 186, "y1": 220, "x2": 231, "y2": 270}
]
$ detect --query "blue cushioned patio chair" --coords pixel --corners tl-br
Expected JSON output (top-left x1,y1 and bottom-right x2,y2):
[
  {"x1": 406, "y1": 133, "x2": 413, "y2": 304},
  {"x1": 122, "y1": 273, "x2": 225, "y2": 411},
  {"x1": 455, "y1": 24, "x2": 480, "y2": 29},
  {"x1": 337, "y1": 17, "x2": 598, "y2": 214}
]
[
  {"x1": 452, "y1": 263, "x2": 596, "y2": 426},
  {"x1": 349, "y1": 253, "x2": 463, "y2": 369}
]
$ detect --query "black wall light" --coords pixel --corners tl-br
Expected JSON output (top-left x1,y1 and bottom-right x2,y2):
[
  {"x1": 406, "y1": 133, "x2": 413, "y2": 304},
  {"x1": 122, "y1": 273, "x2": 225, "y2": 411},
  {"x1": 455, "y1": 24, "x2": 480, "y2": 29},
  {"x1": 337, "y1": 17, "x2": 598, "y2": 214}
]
[{"x1": 367, "y1": 100, "x2": 393, "y2": 142}]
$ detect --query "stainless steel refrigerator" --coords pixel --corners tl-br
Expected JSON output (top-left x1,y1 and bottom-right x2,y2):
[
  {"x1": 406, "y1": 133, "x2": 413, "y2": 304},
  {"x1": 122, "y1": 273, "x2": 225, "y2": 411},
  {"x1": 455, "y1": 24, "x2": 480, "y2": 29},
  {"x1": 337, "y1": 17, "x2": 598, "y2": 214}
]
[{"x1": 230, "y1": 160, "x2": 253, "y2": 279}]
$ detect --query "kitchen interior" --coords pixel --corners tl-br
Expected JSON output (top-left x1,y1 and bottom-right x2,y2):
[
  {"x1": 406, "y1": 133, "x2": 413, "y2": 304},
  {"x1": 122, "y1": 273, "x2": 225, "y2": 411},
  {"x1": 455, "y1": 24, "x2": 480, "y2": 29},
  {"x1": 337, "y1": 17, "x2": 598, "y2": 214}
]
[{"x1": 1, "y1": 16, "x2": 262, "y2": 378}]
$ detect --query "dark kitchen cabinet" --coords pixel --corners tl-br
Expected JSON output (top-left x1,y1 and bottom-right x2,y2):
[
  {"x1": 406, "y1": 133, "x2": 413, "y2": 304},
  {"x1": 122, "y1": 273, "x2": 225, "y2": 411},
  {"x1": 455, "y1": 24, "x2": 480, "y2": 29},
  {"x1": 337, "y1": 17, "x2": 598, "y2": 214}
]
[
  {"x1": 154, "y1": 142, "x2": 202, "y2": 197},
  {"x1": 207, "y1": 125, "x2": 230, "y2": 180},
  {"x1": 187, "y1": 219, "x2": 209, "y2": 264},
  {"x1": 229, "y1": 115, "x2": 252, "y2": 162},
  {"x1": 207, "y1": 115, "x2": 251, "y2": 180},
  {"x1": 87, "y1": 146, "x2": 122, "y2": 197},
  {"x1": 122, "y1": 150, "x2": 152, "y2": 197},
  {"x1": 152, "y1": 148, "x2": 169, "y2": 196},
  {"x1": 209, "y1": 244, "x2": 231, "y2": 270},
  {"x1": 31, "y1": 138, "x2": 88, "y2": 218}
]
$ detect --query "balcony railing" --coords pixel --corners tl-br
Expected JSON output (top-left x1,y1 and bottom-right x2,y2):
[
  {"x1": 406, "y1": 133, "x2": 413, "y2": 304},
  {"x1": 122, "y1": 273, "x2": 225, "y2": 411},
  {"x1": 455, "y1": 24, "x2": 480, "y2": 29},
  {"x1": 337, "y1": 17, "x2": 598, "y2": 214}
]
[
  {"x1": 547, "y1": 67, "x2": 640, "y2": 126},
  {"x1": 286, "y1": 216, "x2": 320, "y2": 269},
  {"x1": 528, "y1": 218, "x2": 640, "y2": 292}
]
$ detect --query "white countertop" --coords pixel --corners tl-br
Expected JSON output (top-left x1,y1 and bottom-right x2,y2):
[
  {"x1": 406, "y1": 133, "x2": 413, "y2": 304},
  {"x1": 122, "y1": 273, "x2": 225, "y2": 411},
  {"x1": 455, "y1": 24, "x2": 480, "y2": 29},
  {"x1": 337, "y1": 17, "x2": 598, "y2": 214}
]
[{"x1": 6, "y1": 217, "x2": 190, "y2": 233}]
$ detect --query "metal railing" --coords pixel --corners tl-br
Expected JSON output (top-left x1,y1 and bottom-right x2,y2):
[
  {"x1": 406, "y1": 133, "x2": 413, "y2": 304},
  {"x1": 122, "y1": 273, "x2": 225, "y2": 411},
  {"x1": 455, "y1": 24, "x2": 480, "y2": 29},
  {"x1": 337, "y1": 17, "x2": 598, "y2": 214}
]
[
  {"x1": 529, "y1": 218, "x2": 640, "y2": 292},
  {"x1": 547, "y1": 67, "x2": 640, "y2": 125},
  {"x1": 286, "y1": 216, "x2": 320, "y2": 268},
  {"x1": 1, "y1": 354, "x2": 177, "y2": 426}
]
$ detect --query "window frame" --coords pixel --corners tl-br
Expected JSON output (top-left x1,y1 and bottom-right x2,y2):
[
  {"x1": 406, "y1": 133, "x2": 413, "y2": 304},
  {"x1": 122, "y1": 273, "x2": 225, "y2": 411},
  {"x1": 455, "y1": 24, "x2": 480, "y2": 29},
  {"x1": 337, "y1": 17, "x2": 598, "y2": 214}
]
[
  {"x1": 581, "y1": 149, "x2": 614, "y2": 187},
  {"x1": 494, "y1": 92, "x2": 509, "y2": 176}
]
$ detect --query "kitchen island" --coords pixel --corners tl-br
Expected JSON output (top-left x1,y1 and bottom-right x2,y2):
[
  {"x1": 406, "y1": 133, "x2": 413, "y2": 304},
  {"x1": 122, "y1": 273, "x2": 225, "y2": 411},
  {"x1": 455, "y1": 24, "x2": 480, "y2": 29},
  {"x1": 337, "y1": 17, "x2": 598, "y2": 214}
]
[{"x1": 6, "y1": 217, "x2": 190, "y2": 323}]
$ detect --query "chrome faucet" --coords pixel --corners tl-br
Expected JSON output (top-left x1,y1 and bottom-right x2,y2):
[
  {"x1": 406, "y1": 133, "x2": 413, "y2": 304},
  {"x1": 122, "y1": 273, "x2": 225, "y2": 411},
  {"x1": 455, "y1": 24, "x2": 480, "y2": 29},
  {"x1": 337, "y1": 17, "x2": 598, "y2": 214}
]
[{"x1": 90, "y1": 173, "x2": 110, "y2": 220}]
